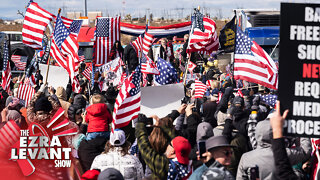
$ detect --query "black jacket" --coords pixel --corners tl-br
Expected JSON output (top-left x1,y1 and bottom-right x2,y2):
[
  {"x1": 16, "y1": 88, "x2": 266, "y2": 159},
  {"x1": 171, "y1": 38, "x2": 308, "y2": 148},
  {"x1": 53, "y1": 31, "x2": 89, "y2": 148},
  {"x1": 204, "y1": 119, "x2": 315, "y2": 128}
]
[
  {"x1": 123, "y1": 44, "x2": 139, "y2": 72},
  {"x1": 272, "y1": 138, "x2": 299, "y2": 180},
  {"x1": 78, "y1": 137, "x2": 107, "y2": 172}
]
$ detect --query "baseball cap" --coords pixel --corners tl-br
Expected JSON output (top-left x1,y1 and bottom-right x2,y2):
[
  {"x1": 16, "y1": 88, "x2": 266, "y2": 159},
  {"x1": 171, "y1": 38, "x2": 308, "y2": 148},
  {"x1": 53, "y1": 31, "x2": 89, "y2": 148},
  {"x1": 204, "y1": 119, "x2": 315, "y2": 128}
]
[
  {"x1": 109, "y1": 129, "x2": 126, "y2": 146},
  {"x1": 172, "y1": 136, "x2": 191, "y2": 165}
]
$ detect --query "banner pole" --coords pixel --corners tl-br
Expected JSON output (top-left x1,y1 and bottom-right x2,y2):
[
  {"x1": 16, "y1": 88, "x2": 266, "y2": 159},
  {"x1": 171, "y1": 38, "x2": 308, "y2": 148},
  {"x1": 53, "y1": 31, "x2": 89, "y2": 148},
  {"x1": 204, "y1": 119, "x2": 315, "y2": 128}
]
[
  {"x1": 269, "y1": 39, "x2": 280, "y2": 57},
  {"x1": 44, "y1": 8, "x2": 59, "y2": 85}
]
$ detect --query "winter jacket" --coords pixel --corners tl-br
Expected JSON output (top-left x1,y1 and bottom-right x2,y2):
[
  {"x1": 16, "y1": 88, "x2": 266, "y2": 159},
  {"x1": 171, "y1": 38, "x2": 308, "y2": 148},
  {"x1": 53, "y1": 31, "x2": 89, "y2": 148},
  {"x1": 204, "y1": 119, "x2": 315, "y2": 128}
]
[
  {"x1": 85, "y1": 103, "x2": 112, "y2": 133},
  {"x1": 135, "y1": 123, "x2": 174, "y2": 180},
  {"x1": 272, "y1": 138, "x2": 298, "y2": 180},
  {"x1": 55, "y1": 87, "x2": 71, "y2": 118},
  {"x1": 123, "y1": 44, "x2": 139, "y2": 72},
  {"x1": 202, "y1": 100, "x2": 217, "y2": 128},
  {"x1": 189, "y1": 159, "x2": 234, "y2": 180},
  {"x1": 237, "y1": 120, "x2": 312, "y2": 180},
  {"x1": 90, "y1": 148, "x2": 144, "y2": 180},
  {"x1": 78, "y1": 137, "x2": 107, "y2": 172},
  {"x1": 27, "y1": 91, "x2": 60, "y2": 125},
  {"x1": 68, "y1": 104, "x2": 82, "y2": 123},
  {"x1": 73, "y1": 94, "x2": 87, "y2": 109}
]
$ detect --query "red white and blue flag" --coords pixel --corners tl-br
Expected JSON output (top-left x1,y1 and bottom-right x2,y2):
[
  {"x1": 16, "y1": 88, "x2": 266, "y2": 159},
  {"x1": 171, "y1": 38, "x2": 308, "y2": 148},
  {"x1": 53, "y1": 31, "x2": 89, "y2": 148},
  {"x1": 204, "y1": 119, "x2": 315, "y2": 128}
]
[
  {"x1": 94, "y1": 17, "x2": 121, "y2": 65},
  {"x1": 11, "y1": 55, "x2": 27, "y2": 70},
  {"x1": 132, "y1": 31, "x2": 154, "y2": 56},
  {"x1": 187, "y1": 12, "x2": 219, "y2": 54},
  {"x1": 234, "y1": 27, "x2": 278, "y2": 90},
  {"x1": 193, "y1": 80, "x2": 207, "y2": 99},
  {"x1": 22, "y1": 2, "x2": 54, "y2": 49},
  {"x1": 113, "y1": 66, "x2": 141, "y2": 131},
  {"x1": 50, "y1": 14, "x2": 80, "y2": 93},
  {"x1": 141, "y1": 54, "x2": 159, "y2": 75},
  {"x1": 1, "y1": 41, "x2": 11, "y2": 93},
  {"x1": 17, "y1": 84, "x2": 35, "y2": 107},
  {"x1": 187, "y1": 61, "x2": 197, "y2": 73},
  {"x1": 82, "y1": 65, "x2": 92, "y2": 80}
]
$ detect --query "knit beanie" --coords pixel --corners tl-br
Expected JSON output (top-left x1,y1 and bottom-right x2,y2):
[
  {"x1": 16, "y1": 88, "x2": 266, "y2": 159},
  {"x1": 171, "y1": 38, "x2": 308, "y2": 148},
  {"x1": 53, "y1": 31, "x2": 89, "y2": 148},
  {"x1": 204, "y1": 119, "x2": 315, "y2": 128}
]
[{"x1": 34, "y1": 97, "x2": 52, "y2": 113}]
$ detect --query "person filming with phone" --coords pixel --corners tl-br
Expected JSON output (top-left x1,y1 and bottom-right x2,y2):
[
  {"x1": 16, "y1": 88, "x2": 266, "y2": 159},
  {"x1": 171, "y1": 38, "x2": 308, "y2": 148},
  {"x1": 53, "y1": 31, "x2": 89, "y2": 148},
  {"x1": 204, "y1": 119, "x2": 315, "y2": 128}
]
[{"x1": 189, "y1": 135, "x2": 235, "y2": 180}]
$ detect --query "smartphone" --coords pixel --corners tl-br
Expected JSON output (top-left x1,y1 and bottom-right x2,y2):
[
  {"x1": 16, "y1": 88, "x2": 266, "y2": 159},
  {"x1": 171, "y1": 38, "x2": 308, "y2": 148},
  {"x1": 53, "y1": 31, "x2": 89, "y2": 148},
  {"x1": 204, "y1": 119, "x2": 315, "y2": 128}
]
[
  {"x1": 145, "y1": 118, "x2": 154, "y2": 127},
  {"x1": 198, "y1": 140, "x2": 206, "y2": 159},
  {"x1": 249, "y1": 166, "x2": 259, "y2": 180}
]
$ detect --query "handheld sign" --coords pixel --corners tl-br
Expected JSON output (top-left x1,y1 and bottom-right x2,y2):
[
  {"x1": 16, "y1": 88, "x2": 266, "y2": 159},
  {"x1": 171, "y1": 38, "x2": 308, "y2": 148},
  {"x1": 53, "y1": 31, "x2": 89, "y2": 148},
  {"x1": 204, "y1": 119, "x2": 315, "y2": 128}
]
[{"x1": 279, "y1": 3, "x2": 320, "y2": 137}]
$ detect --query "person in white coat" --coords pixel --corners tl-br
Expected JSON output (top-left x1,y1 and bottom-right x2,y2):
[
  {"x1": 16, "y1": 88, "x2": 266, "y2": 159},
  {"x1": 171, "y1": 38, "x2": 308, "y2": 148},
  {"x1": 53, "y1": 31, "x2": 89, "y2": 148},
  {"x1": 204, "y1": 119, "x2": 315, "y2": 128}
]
[{"x1": 90, "y1": 129, "x2": 144, "y2": 180}]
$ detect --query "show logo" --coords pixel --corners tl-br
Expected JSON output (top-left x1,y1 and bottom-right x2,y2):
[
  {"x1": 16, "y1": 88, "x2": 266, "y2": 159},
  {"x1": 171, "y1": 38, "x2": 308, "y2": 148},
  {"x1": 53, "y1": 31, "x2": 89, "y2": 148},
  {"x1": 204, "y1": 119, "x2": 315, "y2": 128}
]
[{"x1": 2, "y1": 108, "x2": 78, "y2": 177}]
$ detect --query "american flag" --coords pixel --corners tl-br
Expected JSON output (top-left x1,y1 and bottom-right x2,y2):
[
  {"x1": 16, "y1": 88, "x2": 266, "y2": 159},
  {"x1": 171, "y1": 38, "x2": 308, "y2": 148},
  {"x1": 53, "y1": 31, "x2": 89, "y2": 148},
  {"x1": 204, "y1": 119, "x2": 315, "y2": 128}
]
[
  {"x1": 22, "y1": 2, "x2": 54, "y2": 49},
  {"x1": 193, "y1": 80, "x2": 207, "y2": 99},
  {"x1": 141, "y1": 54, "x2": 159, "y2": 75},
  {"x1": 132, "y1": 31, "x2": 154, "y2": 56},
  {"x1": 11, "y1": 55, "x2": 27, "y2": 70},
  {"x1": 260, "y1": 94, "x2": 277, "y2": 108},
  {"x1": 53, "y1": 15, "x2": 83, "y2": 36},
  {"x1": 24, "y1": 74, "x2": 36, "y2": 87},
  {"x1": 132, "y1": 36, "x2": 143, "y2": 56},
  {"x1": 234, "y1": 27, "x2": 278, "y2": 90},
  {"x1": 17, "y1": 84, "x2": 35, "y2": 107},
  {"x1": 113, "y1": 66, "x2": 141, "y2": 130},
  {"x1": 187, "y1": 61, "x2": 197, "y2": 73},
  {"x1": 2, "y1": 41, "x2": 11, "y2": 92},
  {"x1": 79, "y1": 55, "x2": 85, "y2": 62},
  {"x1": 235, "y1": 89, "x2": 244, "y2": 97},
  {"x1": 94, "y1": 17, "x2": 121, "y2": 65},
  {"x1": 206, "y1": 80, "x2": 214, "y2": 88},
  {"x1": 142, "y1": 32, "x2": 154, "y2": 55},
  {"x1": 69, "y1": 19, "x2": 83, "y2": 36},
  {"x1": 154, "y1": 57, "x2": 178, "y2": 85},
  {"x1": 187, "y1": 13, "x2": 219, "y2": 54},
  {"x1": 117, "y1": 72, "x2": 127, "y2": 89},
  {"x1": 82, "y1": 65, "x2": 92, "y2": 80},
  {"x1": 50, "y1": 14, "x2": 80, "y2": 93}
]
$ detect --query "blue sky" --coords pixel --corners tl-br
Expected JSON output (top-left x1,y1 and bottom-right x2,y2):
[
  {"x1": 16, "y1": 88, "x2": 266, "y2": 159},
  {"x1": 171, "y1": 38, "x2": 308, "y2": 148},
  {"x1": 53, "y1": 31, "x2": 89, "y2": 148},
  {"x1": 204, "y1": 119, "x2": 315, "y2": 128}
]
[{"x1": 0, "y1": 0, "x2": 318, "y2": 20}]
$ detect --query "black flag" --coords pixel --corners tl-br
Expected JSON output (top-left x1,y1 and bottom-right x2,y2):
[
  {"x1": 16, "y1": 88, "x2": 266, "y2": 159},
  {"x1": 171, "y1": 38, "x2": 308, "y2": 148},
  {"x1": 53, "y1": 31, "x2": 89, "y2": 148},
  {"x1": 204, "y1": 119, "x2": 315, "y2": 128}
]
[{"x1": 219, "y1": 15, "x2": 236, "y2": 53}]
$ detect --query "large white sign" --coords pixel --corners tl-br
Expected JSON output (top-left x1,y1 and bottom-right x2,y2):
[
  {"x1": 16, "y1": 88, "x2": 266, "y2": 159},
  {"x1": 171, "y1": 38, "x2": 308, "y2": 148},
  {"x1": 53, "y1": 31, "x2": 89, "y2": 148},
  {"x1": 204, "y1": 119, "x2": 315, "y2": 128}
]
[
  {"x1": 39, "y1": 64, "x2": 69, "y2": 89},
  {"x1": 141, "y1": 83, "x2": 184, "y2": 119}
]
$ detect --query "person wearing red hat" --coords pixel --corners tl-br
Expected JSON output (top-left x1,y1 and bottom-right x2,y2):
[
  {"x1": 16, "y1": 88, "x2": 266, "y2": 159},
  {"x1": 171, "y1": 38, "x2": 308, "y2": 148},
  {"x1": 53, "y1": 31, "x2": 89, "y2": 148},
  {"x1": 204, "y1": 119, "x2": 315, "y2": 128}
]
[
  {"x1": 166, "y1": 136, "x2": 192, "y2": 180},
  {"x1": 135, "y1": 107, "x2": 190, "y2": 180}
]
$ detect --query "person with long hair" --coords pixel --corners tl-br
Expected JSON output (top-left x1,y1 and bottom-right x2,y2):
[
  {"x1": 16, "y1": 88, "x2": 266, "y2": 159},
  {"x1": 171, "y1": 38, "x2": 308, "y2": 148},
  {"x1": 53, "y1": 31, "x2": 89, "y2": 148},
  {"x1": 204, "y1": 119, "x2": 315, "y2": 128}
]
[
  {"x1": 90, "y1": 129, "x2": 144, "y2": 180},
  {"x1": 109, "y1": 40, "x2": 124, "y2": 62}
]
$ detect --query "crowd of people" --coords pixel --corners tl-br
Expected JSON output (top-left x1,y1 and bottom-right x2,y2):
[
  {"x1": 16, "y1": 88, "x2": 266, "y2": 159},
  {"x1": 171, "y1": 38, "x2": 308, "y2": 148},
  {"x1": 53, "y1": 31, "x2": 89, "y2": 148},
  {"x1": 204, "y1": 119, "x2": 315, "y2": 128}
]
[{"x1": 0, "y1": 34, "x2": 317, "y2": 180}]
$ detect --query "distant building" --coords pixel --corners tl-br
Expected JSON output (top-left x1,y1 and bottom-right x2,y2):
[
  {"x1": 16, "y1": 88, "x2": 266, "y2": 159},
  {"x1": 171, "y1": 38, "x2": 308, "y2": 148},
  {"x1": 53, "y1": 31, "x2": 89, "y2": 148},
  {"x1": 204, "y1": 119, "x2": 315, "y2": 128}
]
[
  {"x1": 88, "y1": 11, "x2": 102, "y2": 23},
  {"x1": 67, "y1": 12, "x2": 82, "y2": 19}
]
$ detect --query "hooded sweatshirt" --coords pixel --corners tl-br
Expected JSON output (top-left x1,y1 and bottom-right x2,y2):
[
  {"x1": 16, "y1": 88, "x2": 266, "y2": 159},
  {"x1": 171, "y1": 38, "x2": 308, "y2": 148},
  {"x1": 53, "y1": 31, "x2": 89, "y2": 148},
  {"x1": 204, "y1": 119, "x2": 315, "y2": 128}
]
[
  {"x1": 85, "y1": 103, "x2": 112, "y2": 133},
  {"x1": 237, "y1": 120, "x2": 311, "y2": 180},
  {"x1": 55, "y1": 87, "x2": 71, "y2": 118}
]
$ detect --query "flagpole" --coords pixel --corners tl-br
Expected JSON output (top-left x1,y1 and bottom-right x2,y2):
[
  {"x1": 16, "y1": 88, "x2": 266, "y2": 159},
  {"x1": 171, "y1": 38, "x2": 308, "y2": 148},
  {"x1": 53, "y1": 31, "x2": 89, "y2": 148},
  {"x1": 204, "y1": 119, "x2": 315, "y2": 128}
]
[
  {"x1": 269, "y1": 39, "x2": 280, "y2": 57},
  {"x1": 231, "y1": 10, "x2": 237, "y2": 88},
  {"x1": 183, "y1": 7, "x2": 199, "y2": 86},
  {"x1": 44, "y1": 9, "x2": 58, "y2": 85}
]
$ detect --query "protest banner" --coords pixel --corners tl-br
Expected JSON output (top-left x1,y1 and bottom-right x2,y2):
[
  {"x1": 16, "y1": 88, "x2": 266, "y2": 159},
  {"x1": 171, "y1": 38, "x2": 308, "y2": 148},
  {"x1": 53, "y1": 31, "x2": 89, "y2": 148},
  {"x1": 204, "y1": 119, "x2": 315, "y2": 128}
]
[
  {"x1": 279, "y1": 3, "x2": 320, "y2": 137},
  {"x1": 141, "y1": 83, "x2": 184, "y2": 119},
  {"x1": 39, "y1": 64, "x2": 69, "y2": 89}
]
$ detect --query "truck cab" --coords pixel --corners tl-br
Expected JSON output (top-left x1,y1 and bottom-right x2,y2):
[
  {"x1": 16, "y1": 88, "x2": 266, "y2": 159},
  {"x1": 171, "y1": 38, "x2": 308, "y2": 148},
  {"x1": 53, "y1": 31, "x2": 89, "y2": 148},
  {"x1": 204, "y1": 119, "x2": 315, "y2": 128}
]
[{"x1": 235, "y1": 9, "x2": 280, "y2": 61}]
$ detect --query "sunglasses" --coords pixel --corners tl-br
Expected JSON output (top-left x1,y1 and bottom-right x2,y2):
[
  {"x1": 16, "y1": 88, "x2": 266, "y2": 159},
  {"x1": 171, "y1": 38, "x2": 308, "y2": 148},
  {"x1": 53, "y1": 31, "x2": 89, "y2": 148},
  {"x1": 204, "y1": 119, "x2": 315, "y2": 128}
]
[{"x1": 222, "y1": 150, "x2": 233, "y2": 157}]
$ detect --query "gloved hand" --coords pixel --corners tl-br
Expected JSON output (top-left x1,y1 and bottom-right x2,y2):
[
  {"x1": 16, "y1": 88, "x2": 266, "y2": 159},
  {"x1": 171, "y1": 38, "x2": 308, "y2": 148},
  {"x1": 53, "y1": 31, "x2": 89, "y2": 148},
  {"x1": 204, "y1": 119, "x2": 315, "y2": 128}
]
[
  {"x1": 227, "y1": 105, "x2": 238, "y2": 116},
  {"x1": 137, "y1": 113, "x2": 148, "y2": 124},
  {"x1": 38, "y1": 84, "x2": 47, "y2": 93}
]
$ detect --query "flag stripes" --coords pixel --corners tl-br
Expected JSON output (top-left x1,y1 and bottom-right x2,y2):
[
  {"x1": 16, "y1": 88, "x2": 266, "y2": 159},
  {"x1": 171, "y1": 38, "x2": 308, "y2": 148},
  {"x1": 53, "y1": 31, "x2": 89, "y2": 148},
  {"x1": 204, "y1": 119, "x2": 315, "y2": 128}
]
[
  {"x1": 17, "y1": 84, "x2": 35, "y2": 107},
  {"x1": 193, "y1": 80, "x2": 207, "y2": 99},
  {"x1": 22, "y1": 2, "x2": 54, "y2": 49}
]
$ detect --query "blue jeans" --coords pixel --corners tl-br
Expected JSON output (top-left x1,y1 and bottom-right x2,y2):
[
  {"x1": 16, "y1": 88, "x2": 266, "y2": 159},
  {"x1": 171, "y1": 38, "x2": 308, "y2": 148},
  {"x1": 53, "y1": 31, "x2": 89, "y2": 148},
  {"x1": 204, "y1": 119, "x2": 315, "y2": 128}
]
[{"x1": 86, "y1": 131, "x2": 110, "y2": 141}]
